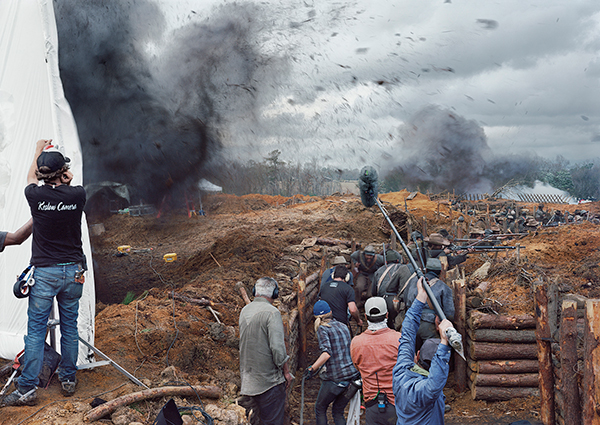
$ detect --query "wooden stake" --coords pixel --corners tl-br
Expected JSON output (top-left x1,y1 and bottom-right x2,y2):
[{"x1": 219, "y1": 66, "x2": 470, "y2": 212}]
[
  {"x1": 297, "y1": 264, "x2": 308, "y2": 369},
  {"x1": 534, "y1": 281, "x2": 555, "y2": 425},
  {"x1": 453, "y1": 279, "x2": 467, "y2": 393},
  {"x1": 560, "y1": 300, "x2": 582, "y2": 425},
  {"x1": 583, "y1": 299, "x2": 600, "y2": 424}
]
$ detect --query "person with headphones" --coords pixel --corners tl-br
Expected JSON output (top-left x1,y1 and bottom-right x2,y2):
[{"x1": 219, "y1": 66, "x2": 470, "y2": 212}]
[
  {"x1": 239, "y1": 277, "x2": 294, "y2": 425},
  {"x1": 319, "y1": 265, "x2": 363, "y2": 329}
]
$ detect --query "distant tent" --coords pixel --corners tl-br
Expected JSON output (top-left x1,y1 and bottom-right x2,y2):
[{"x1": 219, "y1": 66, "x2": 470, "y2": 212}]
[
  {"x1": 198, "y1": 179, "x2": 222, "y2": 192},
  {"x1": 85, "y1": 182, "x2": 130, "y2": 218},
  {"x1": 0, "y1": 0, "x2": 95, "y2": 364}
]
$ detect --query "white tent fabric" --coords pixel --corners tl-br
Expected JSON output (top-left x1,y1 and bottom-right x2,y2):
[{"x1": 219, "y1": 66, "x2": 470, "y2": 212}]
[
  {"x1": 0, "y1": 0, "x2": 95, "y2": 364},
  {"x1": 198, "y1": 179, "x2": 223, "y2": 192}
]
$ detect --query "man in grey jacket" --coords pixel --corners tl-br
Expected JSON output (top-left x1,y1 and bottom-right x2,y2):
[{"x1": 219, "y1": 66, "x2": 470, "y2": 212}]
[{"x1": 239, "y1": 277, "x2": 294, "y2": 425}]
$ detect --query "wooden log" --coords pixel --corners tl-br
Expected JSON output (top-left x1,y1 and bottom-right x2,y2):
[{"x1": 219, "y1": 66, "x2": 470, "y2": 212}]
[
  {"x1": 469, "y1": 371, "x2": 539, "y2": 387},
  {"x1": 582, "y1": 299, "x2": 600, "y2": 424},
  {"x1": 84, "y1": 385, "x2": 223, "y2": 422},
  {"x1": 535, "y1": 281, "x2": 555, "y2": 425},
  {"x1": 320, "y1": 248, "x2": 327, "y2": 287},
  {"x1": 560, "y1": 300, "x2": 582, "y2": 425},
  {"x1": 472, "y1": 281, "x2": 490, "y2": 298},
  {"x1": 468, "y1": 340, "x2": 538, "y2": 360},
  {"x1": 468, "y1": 311, "x2": 536, "y2": 330},
  {"x1": 297, "y1": 264, "x2": 308, "y2": 369},
  {"x1": 468, "y1": 359, "x2": 539, "y2": 374},
  {"x1": 452, "y1": 279, "x2": 467, "y2": 393},
  {"x1": 471, "y1": 385, "x2": 539, "y2": 401},
  {"x1": 467, "y1": 328, "x2": 536, "y2": 344}
]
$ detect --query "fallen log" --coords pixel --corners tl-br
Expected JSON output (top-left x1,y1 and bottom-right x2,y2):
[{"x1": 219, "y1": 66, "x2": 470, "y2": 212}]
[
  {"x1": 468, "y1": 340, "x2": 538, "y2": 360},
  {"x1": 468, "y1": 311, "x2": 536, "y2": 330},
  {"x1": 468, "y1": 359, "x2": 539, "y2": 374},
  {"x1": 471, "y1": 385, "x2": 539, "y2": 401},
  {"x1": 472, "y1": 281, "x2": 490, "y2": 298},
  {"x1": 84, "y1": 385, "x2": 223, "y2": 422},
  {"x1": 469, "y1": 371, "x2": 539, "y2": 387},
  {"x1": 467, "y1": 328, "x2": 536, "y2": 343}
]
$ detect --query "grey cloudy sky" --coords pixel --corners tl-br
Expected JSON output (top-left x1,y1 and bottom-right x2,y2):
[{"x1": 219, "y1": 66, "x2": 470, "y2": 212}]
[{"x1": 159, "y1": 0, "x2": 600, "y2": 170}]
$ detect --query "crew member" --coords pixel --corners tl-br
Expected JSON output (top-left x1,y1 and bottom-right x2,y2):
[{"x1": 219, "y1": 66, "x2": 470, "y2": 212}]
[
  {"x1": 239, "y1": 277, "x2": 294, "y2": 425},
  {"x1": 350, "y1": 297, "x2": 401, "y2": 425},
  {"x1": 393, "y1": 277, "x2": 453, "y2": 424},
  {"x1": 351, "y1": 245, "x2": 385, "y2": 309},
  {"x1": 321, "y1": 255, "x2": 353, "y2": 288},
  {"x1": 319, "y1": 265, "x2": 363, "y2": 328},
  {"x1": 3, "y1": 140, "x2": 87, "y2": 408},
  {"x1": 0, "y1": 219, "x2": 33, "y2": 252},
  {"x1": 306, "y1": 300, "x2": 359, "y2": 425}
]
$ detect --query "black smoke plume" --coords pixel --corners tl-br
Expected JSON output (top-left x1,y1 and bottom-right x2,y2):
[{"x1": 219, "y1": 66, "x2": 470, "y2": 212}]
[
  {"x1": 54, "y1": 0, "x2": 268, "y2": 205},
  {"x1": 384, "y1": 105, "x2": 542, "y2": 194}
]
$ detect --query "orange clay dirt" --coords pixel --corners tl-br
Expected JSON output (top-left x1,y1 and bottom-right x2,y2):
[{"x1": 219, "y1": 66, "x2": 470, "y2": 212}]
[{"x1": 1, "y1": 191, "x2": 598, "y2": 425}]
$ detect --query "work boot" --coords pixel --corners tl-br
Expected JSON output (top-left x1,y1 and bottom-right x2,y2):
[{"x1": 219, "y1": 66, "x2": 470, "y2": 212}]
[
  {"x1": 0, "y1": 387, "x2": 37, "y2": 407},
  {"x1": 60, "y1": 378, "x2": 78, "y2": 397}
]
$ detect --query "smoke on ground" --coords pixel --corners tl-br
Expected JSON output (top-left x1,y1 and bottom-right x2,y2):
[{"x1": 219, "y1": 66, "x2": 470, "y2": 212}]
[{"x1": 54, "y1": 0, "x2": 280, "y2": 205}]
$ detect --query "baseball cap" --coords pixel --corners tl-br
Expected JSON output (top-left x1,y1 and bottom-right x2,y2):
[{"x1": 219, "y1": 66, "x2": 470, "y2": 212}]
[
  {"x1": 313, "y1": 300, "x2": 331, "y2": 316},
  {"x1": 37, "y1": 145, "x2": 70, "y2": 173},
  {"x1": 419, "y1": 338, "x2": 441, "y2": 366},
  {"x1": 365, "y1": 296, "x2": 387, "y2": 319}
]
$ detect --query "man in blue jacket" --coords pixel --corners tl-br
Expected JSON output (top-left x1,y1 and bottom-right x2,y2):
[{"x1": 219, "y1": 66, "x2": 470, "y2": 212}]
[{"x1": 392, "y1": 277, "x2": 453, "y2": 424}]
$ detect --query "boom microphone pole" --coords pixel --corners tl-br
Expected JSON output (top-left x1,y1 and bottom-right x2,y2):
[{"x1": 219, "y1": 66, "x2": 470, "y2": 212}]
[{"x1": 358, "y1": 166, "x2": 465, "y2": 359}]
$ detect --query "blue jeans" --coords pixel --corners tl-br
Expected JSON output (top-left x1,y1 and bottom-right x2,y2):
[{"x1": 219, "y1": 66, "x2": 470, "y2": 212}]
[
  {"x1": 315, "y1": 380, "x2": 351, "y2": 425},
  {"x1": 17, "y1": 264, "x2": 83, "y2": 392}
]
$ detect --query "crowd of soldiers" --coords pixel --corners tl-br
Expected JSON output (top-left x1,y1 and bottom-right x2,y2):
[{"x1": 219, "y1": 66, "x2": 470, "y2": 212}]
[{"x1": 455, "y1": 202, "x2": 600, "y2": 235}]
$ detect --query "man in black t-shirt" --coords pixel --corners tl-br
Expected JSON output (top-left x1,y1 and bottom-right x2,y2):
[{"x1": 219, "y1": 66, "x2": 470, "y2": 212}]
[
  {"x1": 2, "y1": 139, "x2": 86, "y2": 408},
  {"x1": 319, "y1": 265, "x2": 363, "y2": 328}
]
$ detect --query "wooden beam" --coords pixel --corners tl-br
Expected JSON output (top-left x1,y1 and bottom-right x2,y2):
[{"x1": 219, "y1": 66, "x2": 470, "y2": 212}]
[
  {"x1": 560, "y1": 300, "x2": 582, "y2": 425},
  {"x1": 453, "y1": 279, "x2": 467, "y2": 393},
  {"x1": 535, "y1": 281, "x2": 555, "y2": 425},
  {"x1": 582, "y1": 299, "x2": 600, "y2": 425}
]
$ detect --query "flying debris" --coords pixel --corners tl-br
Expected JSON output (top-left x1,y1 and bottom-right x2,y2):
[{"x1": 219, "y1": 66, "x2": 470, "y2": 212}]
[{"x1": 476, "y1": 19, "x2": 499, "y2": 29}]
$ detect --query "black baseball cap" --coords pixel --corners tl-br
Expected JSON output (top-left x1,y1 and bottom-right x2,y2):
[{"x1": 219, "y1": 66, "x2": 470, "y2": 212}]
[{"x1": 37, "y1": 150, "x2": 70, "y2": 173}]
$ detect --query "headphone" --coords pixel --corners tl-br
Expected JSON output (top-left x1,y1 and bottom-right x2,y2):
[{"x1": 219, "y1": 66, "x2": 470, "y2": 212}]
[
  {"x1": 252, "y1": 278, "x2": 279, "y2": 299},
  {"x1": 343, "y1": 271, "x2": 350, "y2": 283}
]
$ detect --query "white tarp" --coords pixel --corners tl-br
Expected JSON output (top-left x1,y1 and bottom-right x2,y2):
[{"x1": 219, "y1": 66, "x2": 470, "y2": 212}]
[
  {"x1": 0, "y1": 0, "x2": 95, "y2": 364},
  {"x1": 198, "y1": 178, "x2": 222, "y2": 192}
]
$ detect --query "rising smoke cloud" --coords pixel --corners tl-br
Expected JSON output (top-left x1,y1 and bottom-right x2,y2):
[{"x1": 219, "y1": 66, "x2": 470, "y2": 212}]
[
  {"x1": 384, "y1": 105, "x2": 544, "y2": 194},
  {"x1": 54, "y1": 0, "x2": 279, "y2": 205}
]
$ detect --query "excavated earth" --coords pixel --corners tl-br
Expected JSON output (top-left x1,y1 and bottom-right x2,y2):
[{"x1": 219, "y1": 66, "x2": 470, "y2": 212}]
[{"x1": 1, "y1": 191, "x2": 599, "y2": 425}]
